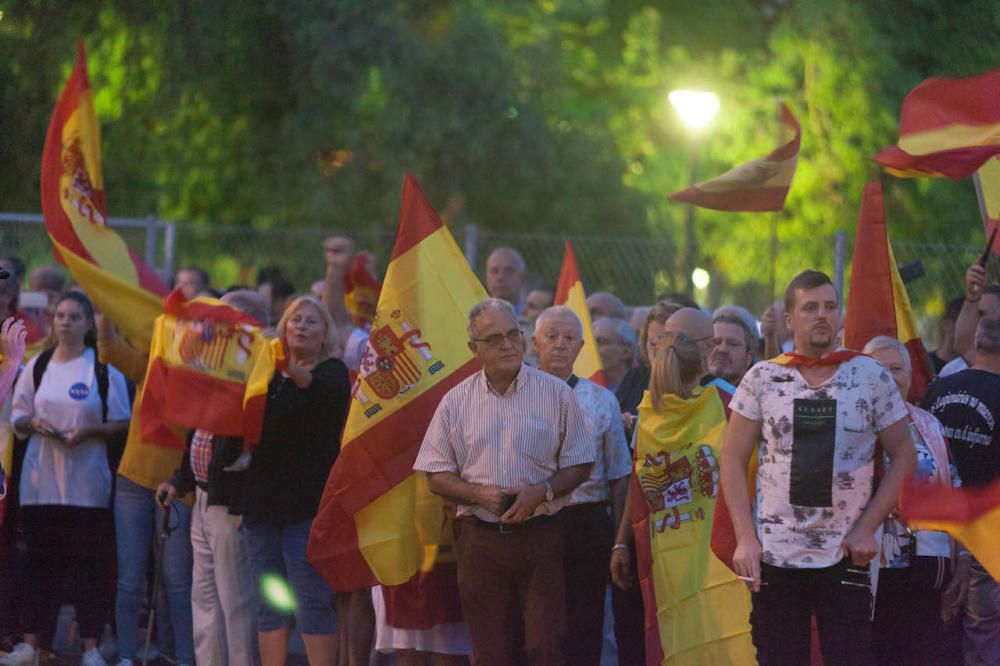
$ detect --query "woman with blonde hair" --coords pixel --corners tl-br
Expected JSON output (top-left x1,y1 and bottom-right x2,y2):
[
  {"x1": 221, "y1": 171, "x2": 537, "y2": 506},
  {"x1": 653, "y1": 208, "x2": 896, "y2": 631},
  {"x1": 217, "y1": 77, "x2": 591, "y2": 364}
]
[
  {"x1": 610, "y1": 331, "x2": 753, "y2": 664},
  {"x1": 240, "y1": 296, "x2": 351, "y2": 666}
]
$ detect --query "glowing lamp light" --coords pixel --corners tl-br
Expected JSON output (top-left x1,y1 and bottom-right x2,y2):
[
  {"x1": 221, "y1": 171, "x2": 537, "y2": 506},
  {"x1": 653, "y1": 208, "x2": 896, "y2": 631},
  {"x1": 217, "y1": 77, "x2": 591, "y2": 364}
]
[
  {"x1": 669, "y1": 90, "x2": 720, "y2": 130},
  {"x1": 691, "y1": 267, "x2": 711, "y2": 290}
]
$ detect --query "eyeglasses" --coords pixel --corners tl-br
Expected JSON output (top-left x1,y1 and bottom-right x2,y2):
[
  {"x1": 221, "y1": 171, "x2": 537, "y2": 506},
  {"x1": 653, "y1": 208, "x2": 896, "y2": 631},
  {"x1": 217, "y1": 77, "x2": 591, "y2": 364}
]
[
  {"x1": 473, "y1": 328, "x2": 523, "y2": 347},
  {"x1": 595, "y1": 336, "x2": 625, "y2": 346}
]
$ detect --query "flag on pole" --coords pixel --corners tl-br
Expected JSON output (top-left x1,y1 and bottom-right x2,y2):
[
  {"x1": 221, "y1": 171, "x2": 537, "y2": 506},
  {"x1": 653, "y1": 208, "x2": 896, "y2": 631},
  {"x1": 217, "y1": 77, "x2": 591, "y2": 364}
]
[
  {"x1": 139, "y1": 289, "x2": 282, "y2": 450},
  {"x1": 307, "y1": 174, "x2": 487, "y2": 594},
  {"x1": 669, "y1": 102, "x2": 800, "y2": 212},
  {"x1": 554, "y1": 241, "x2": 606, "y2": 386},
  {"x1": 974, "y1": 156, "x2": 1000, "y2": 254},
  {"x1": 633, "y1": 386, "x2": 753, "y2": 665},
  {"x1": 901, "y1": 477, "x2": 1000, "y2": 582},
  {"x1": 41, "y1": 43, "x2": 168, "y2": 349},
  {"x1": 843, "y1": 181, "x2": 933, "y2": 403},
  {"x1": 875, "y1": 68, "x2": 1000, "y2": 180}
]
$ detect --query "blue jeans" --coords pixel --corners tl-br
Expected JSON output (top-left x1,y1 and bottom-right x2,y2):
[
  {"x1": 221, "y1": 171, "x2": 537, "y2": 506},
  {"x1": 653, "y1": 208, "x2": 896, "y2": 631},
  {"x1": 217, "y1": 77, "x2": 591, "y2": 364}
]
[
  {"x1": 965, "y1": 563, "x2": 1000, "y2": 666},
  {"x1": 244, "y1": 517, "x2": 336, "y2": 634},
  {"x1": 114, "y1": 475, "x2": 195, "y2": 662}
]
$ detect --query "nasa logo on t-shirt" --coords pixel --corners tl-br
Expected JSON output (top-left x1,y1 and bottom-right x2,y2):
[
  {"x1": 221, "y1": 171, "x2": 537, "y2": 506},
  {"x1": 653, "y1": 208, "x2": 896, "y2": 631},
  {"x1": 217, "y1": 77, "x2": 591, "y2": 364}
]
[{"x1": 68, "y1": 382, "x2": 90, "y2": 401}]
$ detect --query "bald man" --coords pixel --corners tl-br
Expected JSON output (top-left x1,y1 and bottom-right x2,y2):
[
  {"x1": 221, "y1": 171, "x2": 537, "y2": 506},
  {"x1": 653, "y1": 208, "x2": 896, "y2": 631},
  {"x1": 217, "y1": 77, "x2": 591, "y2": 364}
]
[
  {"x1": 486, "y1": 247, "x2": 527, "y2": 313},
  {"x1": 664, "y1": 307, "x2": 736, "y2": 394},
  {"x1": 586, "y1": 292, "x2": 627, "y2": 322}
]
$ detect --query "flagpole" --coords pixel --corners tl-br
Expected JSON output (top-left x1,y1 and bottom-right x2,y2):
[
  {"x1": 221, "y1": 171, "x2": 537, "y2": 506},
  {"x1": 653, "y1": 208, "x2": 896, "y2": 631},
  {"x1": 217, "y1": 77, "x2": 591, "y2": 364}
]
[
  {"x1": 973, "y1": 171, "x2": 1000, "y2": 279},
  {"x1": 769, "y1": 99, "x2": 783, "y2": 302}
]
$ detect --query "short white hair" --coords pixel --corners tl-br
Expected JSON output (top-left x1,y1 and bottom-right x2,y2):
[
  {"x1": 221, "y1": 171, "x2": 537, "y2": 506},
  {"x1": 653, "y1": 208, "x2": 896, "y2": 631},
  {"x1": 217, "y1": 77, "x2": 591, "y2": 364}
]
[
  {"x1": 467, "y1": 298, "x2": 517, "y2": 340},
  {"x1": 487, "y1": 247, "x2": 526, "y2": 273},
  {"x1": 862, "y1": 336, "x2": 911, "y2": 376},
  {"x1": 535, "y1": 305, "x2": 583, "y2": 338}
]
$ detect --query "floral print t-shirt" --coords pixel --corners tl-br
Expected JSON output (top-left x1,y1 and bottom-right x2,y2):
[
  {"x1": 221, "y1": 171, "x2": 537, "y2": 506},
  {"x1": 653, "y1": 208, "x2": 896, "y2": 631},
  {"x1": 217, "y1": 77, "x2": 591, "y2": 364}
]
[{"x1": 731, "y1": 356, "x2": 908, "y2": 569}]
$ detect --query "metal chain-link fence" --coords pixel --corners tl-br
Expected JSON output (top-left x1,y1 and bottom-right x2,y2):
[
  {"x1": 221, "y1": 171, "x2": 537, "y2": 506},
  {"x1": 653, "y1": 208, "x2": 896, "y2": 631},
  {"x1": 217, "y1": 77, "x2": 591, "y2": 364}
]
[{"x1": 0, "y1": 212, "x2": 984, "y2": 347}]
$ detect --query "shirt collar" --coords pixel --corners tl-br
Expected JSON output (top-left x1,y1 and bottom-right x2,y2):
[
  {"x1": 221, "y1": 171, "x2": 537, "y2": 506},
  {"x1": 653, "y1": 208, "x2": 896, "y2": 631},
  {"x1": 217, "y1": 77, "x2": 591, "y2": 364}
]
[{"x1": 482, "y1": 364, "x2": 525, "y2": 396}]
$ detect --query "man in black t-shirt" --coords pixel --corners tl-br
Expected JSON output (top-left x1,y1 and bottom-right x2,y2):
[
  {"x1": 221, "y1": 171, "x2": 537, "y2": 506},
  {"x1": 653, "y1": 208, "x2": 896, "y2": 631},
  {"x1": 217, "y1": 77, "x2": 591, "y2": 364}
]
[{"x1": 922, "y1": 316, "x2": 1000, "y2": 664}]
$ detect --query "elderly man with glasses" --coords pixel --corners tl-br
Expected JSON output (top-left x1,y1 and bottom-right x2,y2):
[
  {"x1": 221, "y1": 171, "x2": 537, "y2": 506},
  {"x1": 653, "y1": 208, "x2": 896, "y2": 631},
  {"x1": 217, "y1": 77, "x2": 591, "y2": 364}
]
[{"x1": 414, "y1": 298, "x2": 595, "y2": 666}]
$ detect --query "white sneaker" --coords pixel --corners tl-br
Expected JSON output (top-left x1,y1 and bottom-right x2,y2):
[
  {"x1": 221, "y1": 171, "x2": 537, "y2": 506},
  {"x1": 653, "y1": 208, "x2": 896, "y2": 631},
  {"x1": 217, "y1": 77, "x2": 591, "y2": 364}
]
[
  {"x1": 81, "y1": 647, "x2": 107, "y2": 666},
  {"x1": 0, "y1": 643, "x2": 37, "y2": 666}
]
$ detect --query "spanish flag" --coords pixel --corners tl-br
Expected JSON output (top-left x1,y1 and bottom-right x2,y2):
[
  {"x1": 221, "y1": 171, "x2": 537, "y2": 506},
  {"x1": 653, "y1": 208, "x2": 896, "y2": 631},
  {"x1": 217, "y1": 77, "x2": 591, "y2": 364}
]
[
  {"x1": 875, "y1": 68, "x2": 1000, "y2": 180},
  {"x1": 975, "y1": 156, "x2": 1000, "y2": 254},
  {"x1": 41, "y1": 43, "x2": 168, "y2": 349},
  {"x1": 554, "y1": 241, "x2": 606, "y2": 386},
  {"x1": 901, "y1": 477, "x2": 1000, "y2": 582},
  {"x1": 633, "y1": 386, "x2": 753, "y2": 665},
  {"x1": 307, "y1": 174, "x2": 487, "y2": 592},
  {"x1": 669, "y1": 102, "x2": 799, "y2": 212},
  {"x1": 843, "y1": 181, "x2": 932, "y2": 403},
  {"x1": 139, "y1": 289, "x2": 282, "y2": 450}
]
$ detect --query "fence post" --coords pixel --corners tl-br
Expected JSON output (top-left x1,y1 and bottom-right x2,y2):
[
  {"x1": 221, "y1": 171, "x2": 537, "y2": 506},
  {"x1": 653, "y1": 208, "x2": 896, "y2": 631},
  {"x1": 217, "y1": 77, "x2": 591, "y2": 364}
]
[
  {"x1": 163, "y1": 220, "x2": 176, "y2": 279},
  {"x1": 144, "y1": 215, "x2": 159, "y2": 269},
  {"x1": 834, "y1": 230, "x2": 847, "y2": 300},
  {"x1": 464, "y1": 223, "x2": 479, "y2": 269}
]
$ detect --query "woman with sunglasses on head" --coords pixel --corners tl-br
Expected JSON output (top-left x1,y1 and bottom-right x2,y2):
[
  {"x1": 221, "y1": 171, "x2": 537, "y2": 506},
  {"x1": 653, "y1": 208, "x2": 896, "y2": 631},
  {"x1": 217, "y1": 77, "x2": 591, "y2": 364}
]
[
  {"x1": 240, "y1": 296, "x2": 351, "y2": 666},
  {"x1": 4, "y1": 292, "x2": 130, "y2": 666}
]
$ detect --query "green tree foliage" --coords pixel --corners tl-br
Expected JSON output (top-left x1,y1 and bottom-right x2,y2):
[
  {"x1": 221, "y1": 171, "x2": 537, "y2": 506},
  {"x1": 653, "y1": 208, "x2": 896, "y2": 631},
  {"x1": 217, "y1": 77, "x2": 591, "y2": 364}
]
[{"x1": 1, "y1": 0, "x2": 999, "y2": 308}]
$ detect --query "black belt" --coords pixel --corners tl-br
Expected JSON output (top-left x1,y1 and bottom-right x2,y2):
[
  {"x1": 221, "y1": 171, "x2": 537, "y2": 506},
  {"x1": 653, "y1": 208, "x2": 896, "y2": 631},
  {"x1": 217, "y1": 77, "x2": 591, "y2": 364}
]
[{"x1": 466, "y1": 515, "x2": 553, "y2": 533}]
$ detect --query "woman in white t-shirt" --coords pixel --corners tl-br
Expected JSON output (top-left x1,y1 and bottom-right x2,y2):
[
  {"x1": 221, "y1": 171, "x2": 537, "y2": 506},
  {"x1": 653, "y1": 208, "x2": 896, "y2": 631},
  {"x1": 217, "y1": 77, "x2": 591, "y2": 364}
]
[{"x1": 4, "y1": 292, "x2": 130, "y2": 666}]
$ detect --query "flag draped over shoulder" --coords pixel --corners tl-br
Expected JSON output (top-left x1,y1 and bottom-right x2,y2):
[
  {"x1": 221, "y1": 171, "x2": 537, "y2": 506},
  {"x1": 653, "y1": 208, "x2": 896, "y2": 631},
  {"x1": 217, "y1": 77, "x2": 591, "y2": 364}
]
[
  {"x1": 41, "y1": 43, "x2": 168, "y2": 349},
  {"x1": 554, "y1": 241, "x2": 606, "y2": 386},
  {"x1": 901, "y1": 478, "x2": 1000, "y2": 582},
  {"x1": 139, "y1": 289, "x2": 281, "y2": 450},
  {"x1": 975, "y1": 156, "x2": 1000, "y2": 254},
  {"x1": 843, "y1": 182, "x2": 932, "y2": 402},
  {"x1": 669, "y1": 102, "x2": 800, "y2": 212},
  {"x1": 633, "y1": 386, "x2": 753, "y2": 665},
  {"x1": 875, "y1": 68, "x2": 1000, "y2": 180},
  {"x1": 307, "y1": 174, "x2": 487, "y2": 594}
]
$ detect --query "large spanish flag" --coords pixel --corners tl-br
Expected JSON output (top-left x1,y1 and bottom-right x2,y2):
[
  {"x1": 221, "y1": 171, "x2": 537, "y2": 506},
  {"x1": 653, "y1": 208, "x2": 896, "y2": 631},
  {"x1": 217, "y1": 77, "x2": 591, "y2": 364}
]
[
  {"x1": 633, "y1": 386, "x2": 753, "y2": 665},
  {"x1": 875, "y1": 68, "x2": 1000, "y2": 180},
  {"x1": 669, "y1": 102, "x2": 799, "y2": 212},
  {"x1": 554, "y1": 241, "x2": 606, "y2": 386},
  {"x1": 901, "y1": 477, "x2": 1000, "y2": 582},
  {"x1": 307, "y1": 174, "x2": 487, "y2": 591},
  {"x1": 139, "y1": 289, "x2": 281, "y2": 450},
  {"x1": 843, "y1": 181, "x2": 932, "y2": 402},
  {"x1": 41, "y1": 43, "x2": 168, "y2": 349}
]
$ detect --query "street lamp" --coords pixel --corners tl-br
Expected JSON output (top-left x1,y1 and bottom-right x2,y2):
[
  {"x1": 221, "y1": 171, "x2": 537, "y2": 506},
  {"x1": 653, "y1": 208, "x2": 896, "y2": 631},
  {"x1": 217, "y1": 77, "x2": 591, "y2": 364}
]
[{"x1": 670, "y1": 89, "x2": 719, "y2": 298}]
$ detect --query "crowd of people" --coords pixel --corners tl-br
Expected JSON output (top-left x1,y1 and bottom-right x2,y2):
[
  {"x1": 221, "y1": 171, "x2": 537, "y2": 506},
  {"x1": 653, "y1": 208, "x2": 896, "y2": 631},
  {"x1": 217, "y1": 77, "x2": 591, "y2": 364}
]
[{"x1": 0, "y1": 239, "x2": 995, "y2": 666}]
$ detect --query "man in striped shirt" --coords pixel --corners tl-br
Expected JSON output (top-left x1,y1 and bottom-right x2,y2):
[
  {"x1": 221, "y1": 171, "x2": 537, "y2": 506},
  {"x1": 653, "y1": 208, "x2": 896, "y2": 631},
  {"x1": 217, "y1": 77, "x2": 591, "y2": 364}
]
[{"x1": 414, "y1": 298, "x2": 595, "y2": 666}]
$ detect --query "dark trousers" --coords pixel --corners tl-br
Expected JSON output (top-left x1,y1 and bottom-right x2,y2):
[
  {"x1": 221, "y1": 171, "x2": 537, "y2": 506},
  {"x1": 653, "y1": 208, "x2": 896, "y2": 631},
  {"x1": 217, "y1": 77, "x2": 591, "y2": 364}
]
[
  {"x1": 610, "y1": 540, "x2": 645, "y2": 666},
  {"x1": 561, "y1": 502, "x2": 613, "y2": 666},
  {"x1": 17, "y1": 505, "x2": 114, "y2": 640},
  {"x1": 455, "y1": 515, "x2": 566, "y2": 666},
  {"x1": 872, "y1": 559, "x2": 951, "y2": 666},
  {"x1": 751, "y1": 558, "x2": 875, "y2": 666}
]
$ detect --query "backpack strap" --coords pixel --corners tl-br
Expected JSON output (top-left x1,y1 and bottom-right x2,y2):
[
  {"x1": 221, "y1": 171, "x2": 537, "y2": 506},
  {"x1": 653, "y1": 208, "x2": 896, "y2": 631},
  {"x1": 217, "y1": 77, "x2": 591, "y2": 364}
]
[
  {"x1": 31, "y1": 348, "x2": 55, "y2": 392},
  {"x1": 95, "y1": 357, "x2": 110, "y2": 423}
]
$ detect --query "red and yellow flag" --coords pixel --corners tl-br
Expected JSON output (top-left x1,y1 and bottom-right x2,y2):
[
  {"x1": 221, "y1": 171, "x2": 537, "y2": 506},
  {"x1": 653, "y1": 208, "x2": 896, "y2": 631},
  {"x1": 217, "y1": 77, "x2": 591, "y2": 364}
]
[
  {"x1": 975, "y1": 156, "x2": 1000, "y2": 254},
  {"x1": 633, "y1": 386, "x2": 753, "y2": 665},
  {"x1": 901, "y1": 477, "x2": 1000, "y2": 582},
  {"x1": 843, "y1": 182, "x2": 933, "y2": 402},
  {"x1": 669, "y1": 102, "x2": 800, "y2": 212},
  {"x1": 41, "y1": 43, "x2": 168, "y2": 349},
  {"x1": 875, "y1": 68, "x2": 1000, "y2": 180},
  {"x1": 139, "y1": 289, "x2": 281, "y2": 450},
  {"x1": 554, "y1": 241, "x2": 606, "y2": 386},
  {"x1": 307, "y1": 174, "x2": 487, "y2": 592}
]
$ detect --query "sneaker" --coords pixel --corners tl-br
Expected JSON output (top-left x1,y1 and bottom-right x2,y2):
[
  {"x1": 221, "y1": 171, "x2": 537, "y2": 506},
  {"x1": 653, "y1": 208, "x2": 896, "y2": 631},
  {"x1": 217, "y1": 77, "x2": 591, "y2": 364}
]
[
  {"x1": 0, "y1": 643, "x2": 37, "y2": 666},
  {"x1": 81, "y1": 647, "x2": 107, "y2": 666}
]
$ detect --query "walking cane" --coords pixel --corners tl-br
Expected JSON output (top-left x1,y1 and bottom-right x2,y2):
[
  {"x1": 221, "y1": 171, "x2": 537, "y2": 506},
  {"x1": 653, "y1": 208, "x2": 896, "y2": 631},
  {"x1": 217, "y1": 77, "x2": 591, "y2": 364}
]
[{"x1": 144, "y1": 493, "x2": 174, "y2": 666}]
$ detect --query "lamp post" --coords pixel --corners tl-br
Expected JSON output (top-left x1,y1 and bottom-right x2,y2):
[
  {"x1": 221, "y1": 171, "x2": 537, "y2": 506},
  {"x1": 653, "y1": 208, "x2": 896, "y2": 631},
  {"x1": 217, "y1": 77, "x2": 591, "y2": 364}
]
[{"x1": 669, "y1": 90, "x2": 719, "y2": 296}]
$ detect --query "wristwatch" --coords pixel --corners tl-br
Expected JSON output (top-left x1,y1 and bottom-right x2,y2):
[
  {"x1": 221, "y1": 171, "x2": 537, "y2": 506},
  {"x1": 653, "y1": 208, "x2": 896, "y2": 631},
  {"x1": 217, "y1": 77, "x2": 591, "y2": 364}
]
[{"x1": 544, "y1": 480, "x2": 554, "y2": 502}]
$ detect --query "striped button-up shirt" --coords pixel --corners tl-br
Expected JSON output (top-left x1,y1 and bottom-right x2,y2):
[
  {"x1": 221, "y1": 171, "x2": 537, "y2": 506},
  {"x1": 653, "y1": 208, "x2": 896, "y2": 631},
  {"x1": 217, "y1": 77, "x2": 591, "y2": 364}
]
[{"x1": 414, "y1": 364, "x2": 595, "y2": 522}]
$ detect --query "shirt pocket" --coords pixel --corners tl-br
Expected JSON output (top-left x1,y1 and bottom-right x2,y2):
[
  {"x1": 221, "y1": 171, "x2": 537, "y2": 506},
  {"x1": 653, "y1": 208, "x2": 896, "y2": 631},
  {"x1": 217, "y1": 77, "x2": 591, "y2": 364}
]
[{"x1": 519, "y1": 417, "x2": 559, "y2": 469}]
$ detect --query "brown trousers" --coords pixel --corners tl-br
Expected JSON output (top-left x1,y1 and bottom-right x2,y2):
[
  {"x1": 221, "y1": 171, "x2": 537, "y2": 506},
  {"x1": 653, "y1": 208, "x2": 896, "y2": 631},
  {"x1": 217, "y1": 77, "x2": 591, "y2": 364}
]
[{"x1": 455, "y1": 515, "x2": 566, "y2": 666}]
